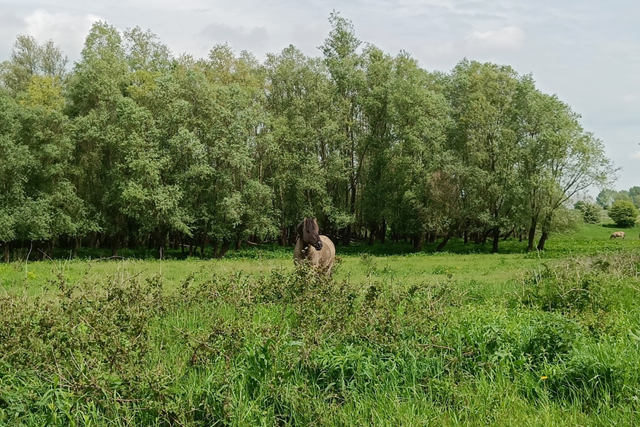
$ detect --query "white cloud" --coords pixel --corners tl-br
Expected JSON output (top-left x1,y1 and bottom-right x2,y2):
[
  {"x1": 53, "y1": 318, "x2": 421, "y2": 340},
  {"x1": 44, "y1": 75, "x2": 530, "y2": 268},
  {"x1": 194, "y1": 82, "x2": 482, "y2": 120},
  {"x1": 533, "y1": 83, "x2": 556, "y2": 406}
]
[
  {"x1": 292, "y1": 20, "x2": 330, "y2": 55},
  {"x1": 466, "y1": 26, "x2": 525, "y2": 50},
  {"x1": 199, "y1": 23, "x2": 269, "y2": 51},
  {"x1": 0, "y1": 7, "x2": 24, "y2": 59},
  {"x1": 413, "y1": 25, "x2": 525, "y2": 67},
  {"x1": 24, "y1": 9, "x2": 101, "y2": 58}
]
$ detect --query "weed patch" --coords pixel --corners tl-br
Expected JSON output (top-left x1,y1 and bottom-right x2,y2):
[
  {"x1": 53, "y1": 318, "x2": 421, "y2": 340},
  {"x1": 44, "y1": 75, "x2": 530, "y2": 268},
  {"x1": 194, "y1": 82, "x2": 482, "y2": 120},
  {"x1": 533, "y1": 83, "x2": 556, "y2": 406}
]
[{"x1": 2, "y1": 250, "x2": 640, "y2": 425}]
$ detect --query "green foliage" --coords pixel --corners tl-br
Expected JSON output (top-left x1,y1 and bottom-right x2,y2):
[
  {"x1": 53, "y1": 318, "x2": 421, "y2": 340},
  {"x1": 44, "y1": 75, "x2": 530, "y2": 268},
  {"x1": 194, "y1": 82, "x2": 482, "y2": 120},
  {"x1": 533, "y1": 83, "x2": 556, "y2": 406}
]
[
  {"x1": 595, "y1": 188, "x2": 636, "y2": 209},
  {"x1": 0, "y1": 15, "x2": 617, "y2": 261},
  {"x1": 596, "y1": 189, "x2": 617, "y2": 208},
  {"x1": 2, "y1": 246, "x2": 640, "y2": 425},
  {"x1": 0, "y1": 35, "x2": 67, "y2": 95},
  {"x1": 608, "y1": 199, "x2": 639, "y2": 228},
  {"x1": 549, "y1": 207, "x2": 583, "y2": 234},
  {"x1": 574, "y1": 201, "x2": 601, "y2": 224},
  {"x1": 519, "y1": 258, "x2": 619, "y2": 315}
]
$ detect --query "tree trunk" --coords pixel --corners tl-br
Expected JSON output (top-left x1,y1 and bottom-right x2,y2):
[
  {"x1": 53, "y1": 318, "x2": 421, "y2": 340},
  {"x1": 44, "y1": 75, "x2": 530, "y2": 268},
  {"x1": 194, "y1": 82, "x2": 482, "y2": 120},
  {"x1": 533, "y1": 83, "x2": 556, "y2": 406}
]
[
  {"x1": 436, "y1": 234, "x2": 451, "y2": 252},
  {"x1": 342, "y1": 225, "x2": 351, "y2": 246},
  {"x1": 111, "y1": 236, "x2": 119, "y2": 257},
  {"x1": 235, "y1": 239, "x2": 242, "y2": 250},
  {"x1": 216, "y1": 240, "x2": 231, "y2": 259},
  {"x1": 211, "y1": 238, "x2": 218, "y2": 258},
  {"x1": 200, "y1": 235, "x2": 208, "y2": 258},
  {"x1": 527, "y1": 217, "x2": 538, "y2": 252},
  {"x1": 380, "y1": 219, "x2": 387, "y2": 244},
  {"x1": 368, "y1": 224, "x2": 376, "y2": 246},
  {"x1": 279, "y1": 227, "x2": 287, "y2": 246},
  {"x1": 3, "y1": 243, "x2": 9, "y2": 263},
  {"x1": 125, "y1": 233, "x2": 134, "y2": 249},
  {"x1": 157, "y1": 229, "x2": 167, "y2": 260},
  {"x1": 42, "y1": 242, "x2": 48, "y2": 260},
  {"x1": 537, "y1": 231, "x2": 549, "y2": 251},
  {"x1": 413, "y1": 234, "x2": 424, "y2": 252},
  {"x1": 492, "y1": 226, "x2": 500, "y2": 253},
  {"x1": 288, "y1": 225, "x2": 297, "y2": 245}
]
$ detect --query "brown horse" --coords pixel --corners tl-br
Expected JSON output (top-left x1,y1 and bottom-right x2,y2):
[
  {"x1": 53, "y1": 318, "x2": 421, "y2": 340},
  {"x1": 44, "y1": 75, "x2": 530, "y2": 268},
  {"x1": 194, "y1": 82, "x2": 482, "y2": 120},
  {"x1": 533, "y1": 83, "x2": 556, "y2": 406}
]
[
  {"x1": 294, "y1": 218, "x2": 336, "y2": 275},
  {"x1": 610, "y1": 231, "x2": 625, "y2": 239}
]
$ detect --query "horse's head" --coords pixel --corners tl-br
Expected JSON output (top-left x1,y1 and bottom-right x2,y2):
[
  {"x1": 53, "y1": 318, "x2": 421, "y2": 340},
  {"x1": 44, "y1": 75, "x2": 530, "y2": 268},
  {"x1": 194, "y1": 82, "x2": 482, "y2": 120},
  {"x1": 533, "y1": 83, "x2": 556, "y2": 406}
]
[{"x1": 297, "y1": 218, "x2": 323, "y2": 251}]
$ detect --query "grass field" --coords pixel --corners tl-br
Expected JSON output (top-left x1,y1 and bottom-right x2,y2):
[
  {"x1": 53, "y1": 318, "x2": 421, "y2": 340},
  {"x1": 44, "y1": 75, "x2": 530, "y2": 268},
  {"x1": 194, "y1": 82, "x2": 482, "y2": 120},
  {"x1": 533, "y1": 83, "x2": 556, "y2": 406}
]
[{"x1": 1, "y1": 223, "x2": 640, "y2": 425}]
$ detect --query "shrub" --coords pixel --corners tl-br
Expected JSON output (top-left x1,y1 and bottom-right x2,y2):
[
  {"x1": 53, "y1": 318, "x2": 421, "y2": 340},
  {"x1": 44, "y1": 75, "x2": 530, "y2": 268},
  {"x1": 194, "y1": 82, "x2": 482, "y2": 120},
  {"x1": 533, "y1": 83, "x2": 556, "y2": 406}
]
[
  {"x1": 550, "y1": 207, "x2": 583, "y2": 234},
  {"x1": 521, "y1": 313, "x2": 582, "y2": 366},
  {"x1": 608, "y1": 200, "x2": 639, "y2": 228},
  {"x1": 518, "y1": 257, "x2": 624, "y2": 316},
  {"x1": 574, "y1": 201, "x2": 602, "y2": 224}
]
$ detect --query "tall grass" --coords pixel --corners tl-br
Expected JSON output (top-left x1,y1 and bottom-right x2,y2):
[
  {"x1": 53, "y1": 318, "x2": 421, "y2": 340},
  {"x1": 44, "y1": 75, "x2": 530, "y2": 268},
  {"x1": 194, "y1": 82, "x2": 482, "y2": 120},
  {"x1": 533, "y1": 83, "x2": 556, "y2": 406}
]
[{"x1": 1, "y1": 250, "x2": 640, "y2": 425}]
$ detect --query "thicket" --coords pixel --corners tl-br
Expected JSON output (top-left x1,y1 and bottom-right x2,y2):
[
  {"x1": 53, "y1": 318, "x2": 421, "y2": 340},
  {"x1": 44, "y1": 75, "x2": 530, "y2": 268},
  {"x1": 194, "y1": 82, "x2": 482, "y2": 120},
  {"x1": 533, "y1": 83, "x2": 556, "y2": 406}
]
[
  {"x1": 607, "y1": 200, "x2": 639, "y2": 228},
  {"x1": 574, "y1": 201, "x2": 602, "y2": 224},
  {"x1": 1, "y1": 251, "x2": 639, "y2": 425},
  {"x1": 0, "y1": 14, "x2": 614, "y2": 261}
]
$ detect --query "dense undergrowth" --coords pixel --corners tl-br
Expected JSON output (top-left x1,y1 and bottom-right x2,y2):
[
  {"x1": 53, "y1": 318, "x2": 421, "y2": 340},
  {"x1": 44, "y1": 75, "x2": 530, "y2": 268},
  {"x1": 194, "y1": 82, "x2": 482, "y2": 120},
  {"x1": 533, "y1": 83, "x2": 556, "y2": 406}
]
[{"x1": 1, "y1": 250, "x2": 640, "y2": 425}]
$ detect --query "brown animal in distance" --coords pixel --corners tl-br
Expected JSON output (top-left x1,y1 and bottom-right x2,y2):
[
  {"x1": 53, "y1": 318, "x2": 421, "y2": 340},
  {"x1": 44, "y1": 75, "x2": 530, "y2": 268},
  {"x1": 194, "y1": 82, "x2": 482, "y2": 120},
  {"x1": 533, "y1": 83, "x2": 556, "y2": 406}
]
[
  {"x1": 610, "y1": 231, "x2": 625, "y2": 239},
  {"x1": 294, "y1": 218, "x2": 336, "y2": 275}
]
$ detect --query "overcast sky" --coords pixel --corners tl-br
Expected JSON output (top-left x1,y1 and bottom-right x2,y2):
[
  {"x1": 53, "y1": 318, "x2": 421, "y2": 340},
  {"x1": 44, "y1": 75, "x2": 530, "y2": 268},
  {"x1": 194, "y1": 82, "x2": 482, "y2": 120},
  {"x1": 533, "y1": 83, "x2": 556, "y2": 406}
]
[{"x1": 1, "y1": 0, "x2": 638, "y2": 193}]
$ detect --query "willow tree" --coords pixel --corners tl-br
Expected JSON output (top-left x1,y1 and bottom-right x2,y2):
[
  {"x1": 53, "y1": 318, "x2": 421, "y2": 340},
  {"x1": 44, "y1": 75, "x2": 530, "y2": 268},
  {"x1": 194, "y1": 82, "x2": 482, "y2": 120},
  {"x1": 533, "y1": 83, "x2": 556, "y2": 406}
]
[
  {"x1": 264, "y1": 46, "x2": 340, "y2": 243},
  {"x1": 447, "y1": 60, "x2": 521, "y2": 253},
  {"x1": 0, "y1": 36, "x2": 85, "y2": 260},
  {"x1": 358, "y1": 45, "x2": 394, "y2": 245},
  {"x1": 0, "y1": 35, "x2": 67, "y2": 96},
  {"x1": 0, "y1": 93, "x2": 26, "y2": 261},
  {"x1": 322, "y1": 12, "x2": 367, "y2": 245},
  {"x1": 384, "y1": 53, "x2": 450, "y2": 250}
]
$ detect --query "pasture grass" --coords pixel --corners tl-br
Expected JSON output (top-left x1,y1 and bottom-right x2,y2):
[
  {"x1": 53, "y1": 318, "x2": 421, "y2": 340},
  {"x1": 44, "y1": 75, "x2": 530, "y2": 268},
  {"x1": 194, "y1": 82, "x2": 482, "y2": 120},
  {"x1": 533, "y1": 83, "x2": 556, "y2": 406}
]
[{"x1": 1, "y1": 223, "x2": 640, "y2": 425}]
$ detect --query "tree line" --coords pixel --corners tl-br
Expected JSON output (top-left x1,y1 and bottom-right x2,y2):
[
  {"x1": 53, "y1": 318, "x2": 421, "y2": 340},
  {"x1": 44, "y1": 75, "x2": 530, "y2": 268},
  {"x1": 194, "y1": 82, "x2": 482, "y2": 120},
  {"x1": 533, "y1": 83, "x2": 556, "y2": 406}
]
[
  {"x1": 596, "y1": 187, "x2": 640, "y2": 209},
  {"x1": 0, "y1": 14, "x2": 614, "y2": 261}
]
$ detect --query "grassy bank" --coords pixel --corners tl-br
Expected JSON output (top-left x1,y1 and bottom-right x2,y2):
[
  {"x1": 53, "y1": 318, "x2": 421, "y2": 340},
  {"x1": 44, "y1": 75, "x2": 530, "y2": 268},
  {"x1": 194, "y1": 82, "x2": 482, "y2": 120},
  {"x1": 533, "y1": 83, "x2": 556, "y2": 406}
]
[{"x1": 1, "y1": 224, "x2": 640, "y2": 425}]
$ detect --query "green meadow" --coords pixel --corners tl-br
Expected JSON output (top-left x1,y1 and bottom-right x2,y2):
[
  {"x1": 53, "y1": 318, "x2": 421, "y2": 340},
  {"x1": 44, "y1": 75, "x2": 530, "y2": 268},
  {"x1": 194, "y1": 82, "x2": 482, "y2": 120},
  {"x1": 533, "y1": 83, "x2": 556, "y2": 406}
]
[{"x1": 2, "y1": 223, "x2": 640, "y2": 426}]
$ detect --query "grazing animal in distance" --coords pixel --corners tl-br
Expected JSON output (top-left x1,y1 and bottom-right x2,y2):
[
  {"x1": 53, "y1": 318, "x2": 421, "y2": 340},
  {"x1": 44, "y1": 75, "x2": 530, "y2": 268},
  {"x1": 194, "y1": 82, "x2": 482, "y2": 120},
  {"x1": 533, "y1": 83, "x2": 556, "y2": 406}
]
[
  {"x1": 610, "y1": 231, "x2": 625, "y2": 239},
  {"x1": 294, "y1": 218, "x2": 336, "y2": 276}
]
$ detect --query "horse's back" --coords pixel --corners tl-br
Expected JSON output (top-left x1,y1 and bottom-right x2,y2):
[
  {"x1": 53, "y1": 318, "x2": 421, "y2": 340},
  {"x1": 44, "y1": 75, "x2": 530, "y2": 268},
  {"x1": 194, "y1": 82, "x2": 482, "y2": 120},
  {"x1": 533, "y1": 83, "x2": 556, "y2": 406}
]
[{"x1": 318, "y1": 235, "x2": 336, "y2": 271}]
